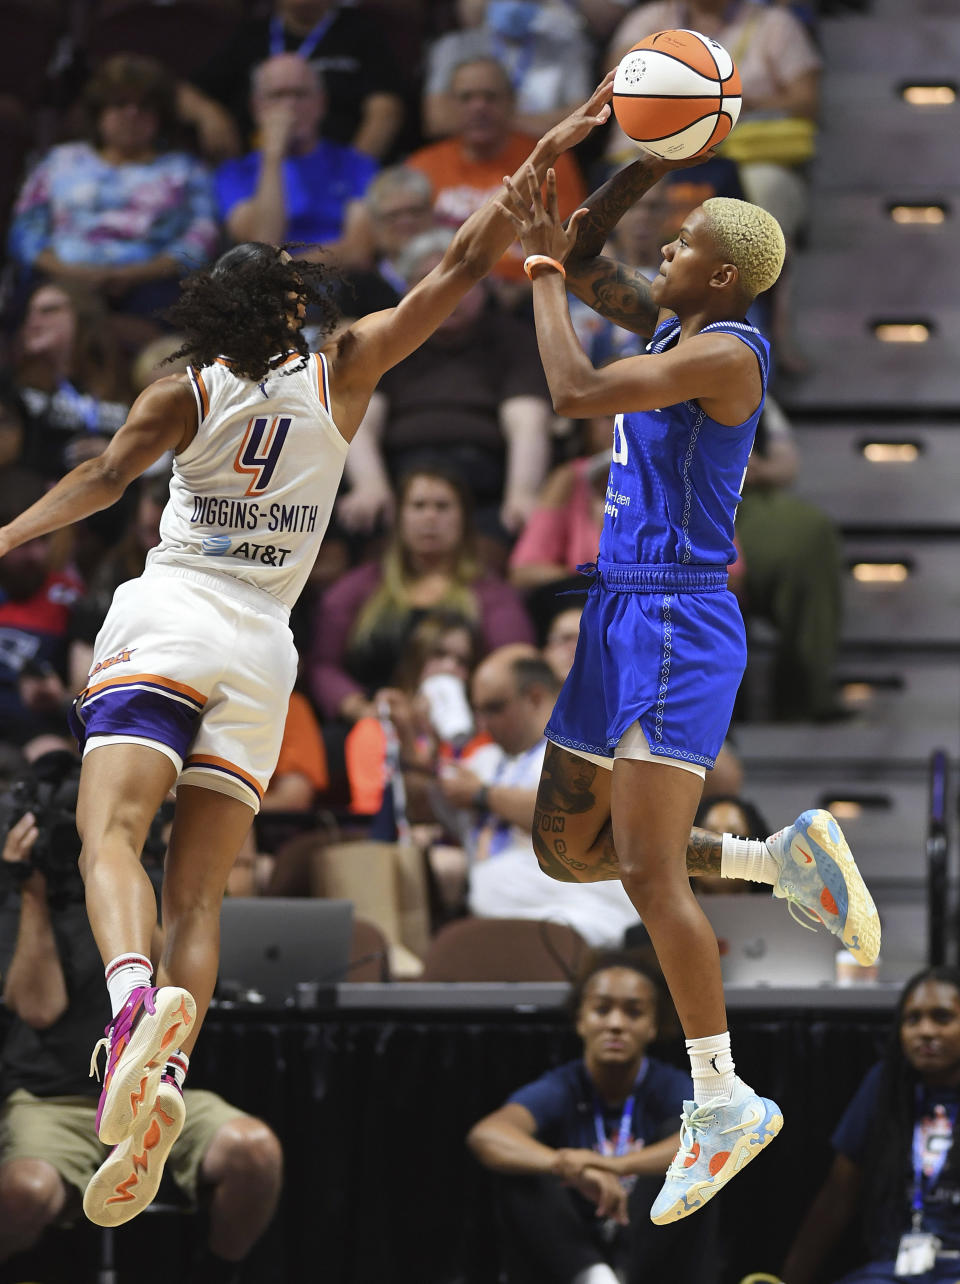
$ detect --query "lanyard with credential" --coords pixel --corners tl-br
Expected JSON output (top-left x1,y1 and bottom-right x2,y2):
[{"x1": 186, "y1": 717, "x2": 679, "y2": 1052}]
[
  {"x1": 270, "y1": 9, "x2": 338, "y2": 59},
  {"x1": 910, "y1": 1091, "x2": 958, "y2": 1229},
  {"x1": 593, "y1": 1060, "x2": 648, "y2": 1157}
]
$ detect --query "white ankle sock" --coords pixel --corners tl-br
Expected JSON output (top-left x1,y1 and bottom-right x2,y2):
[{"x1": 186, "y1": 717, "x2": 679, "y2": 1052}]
[
  {"x1": 686, "y1": 1031, "x2": 737, "y2": 1105},
  {"x1": 720, "y1": 833, "x2": 778, "y2": 885},
  {"x1": 105, "y1": 953, "x2": 152, "y2": 1018},
  {"x1": 572, "y1": 1266, "x2": 620, "y2": 1284},
  {"x1": 165, "y1": 1050, "x2": 190, "y2": 1090}
]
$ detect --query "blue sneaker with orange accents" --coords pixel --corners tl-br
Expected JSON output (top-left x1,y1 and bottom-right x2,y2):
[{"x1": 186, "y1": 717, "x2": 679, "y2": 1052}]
[
  {"x1": 650, "y1": 1078, "x2": 783, "y2": 1225},
  {"x1": 766, "y1": 809, "x2": 880, "y2": 967}
]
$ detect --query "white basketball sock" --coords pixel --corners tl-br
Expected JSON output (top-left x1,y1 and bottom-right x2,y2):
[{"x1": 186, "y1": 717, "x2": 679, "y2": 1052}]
[
  {"x1": 686, "y1": 1031, "x2": 737, "y2": 1105},
  {"x1": 104, "y1": 953, "x2": 152, "y2": 1018},
  {"x1": 720, "y1": 833, "x2": 778, "y2": 885},
  {"x1": 165, "y1": 1050, "x2": 190, "y2": 1089}
]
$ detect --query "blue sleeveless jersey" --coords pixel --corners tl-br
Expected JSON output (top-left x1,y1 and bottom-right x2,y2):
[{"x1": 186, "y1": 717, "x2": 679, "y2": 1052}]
[
  {"x1": 600, "y1": 317, "x2": 770, "y2": 569},
  {"x1": 545, "y1": 317, "x2": 770, "y2": 769}
]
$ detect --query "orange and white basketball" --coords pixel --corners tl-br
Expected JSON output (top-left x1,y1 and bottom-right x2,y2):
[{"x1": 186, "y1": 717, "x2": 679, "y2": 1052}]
[{"x1": 612, "y1": 29, "x2": 742, "y2": 160}]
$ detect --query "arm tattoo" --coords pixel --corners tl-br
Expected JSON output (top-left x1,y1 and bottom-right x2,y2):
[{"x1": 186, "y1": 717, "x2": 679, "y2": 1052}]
[
  {"x1": 568, "y1": 259, "x2": 659, "y2": 335},
  {"x1": 568, "y1": 156, "x2": 667, "y2": 261},
  {"x1": 685, "y1": 827, "x2": 722, "y2": 877}
]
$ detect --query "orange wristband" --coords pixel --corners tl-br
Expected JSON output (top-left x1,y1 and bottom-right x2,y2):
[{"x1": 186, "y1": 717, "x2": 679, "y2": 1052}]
[{"x1": 523, "y1": 254, "x2": 566, "y2": 281}]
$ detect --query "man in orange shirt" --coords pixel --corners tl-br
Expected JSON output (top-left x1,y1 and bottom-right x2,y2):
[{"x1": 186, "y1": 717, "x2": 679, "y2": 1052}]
[{"x1": 407, "y1": 57, "x2": 587, "y2": 306}]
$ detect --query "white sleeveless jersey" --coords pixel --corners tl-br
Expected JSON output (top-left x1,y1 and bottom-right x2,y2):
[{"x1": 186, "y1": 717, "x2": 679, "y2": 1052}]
[{"x1": 148, "y1": 351, "x2": 347, "y2": 610}]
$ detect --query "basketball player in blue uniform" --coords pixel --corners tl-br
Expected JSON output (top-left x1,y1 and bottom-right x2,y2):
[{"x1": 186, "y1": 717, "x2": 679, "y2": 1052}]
[
  {"x1": 0, "y1": 81, "x2": 618, "y2": 1228},
  {"x1": 497, "y1": 159, "x2": 880, "y2": 1224}
]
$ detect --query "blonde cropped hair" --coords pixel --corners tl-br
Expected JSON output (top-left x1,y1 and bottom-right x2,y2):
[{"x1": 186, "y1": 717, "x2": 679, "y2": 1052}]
[{"x1": 701, "y1": 197, "x2": 786, "y2": 298}]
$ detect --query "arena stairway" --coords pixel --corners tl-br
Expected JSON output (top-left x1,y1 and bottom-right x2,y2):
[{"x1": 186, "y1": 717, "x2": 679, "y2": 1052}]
[{"x1": 734, "y1": 1, "x2": 960, "y2": 975}]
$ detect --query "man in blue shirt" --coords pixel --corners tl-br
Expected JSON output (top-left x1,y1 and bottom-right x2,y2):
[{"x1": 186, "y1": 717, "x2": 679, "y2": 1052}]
[
  {"x1": 467, "y1": 953, "x2": 718, "y2": 1284},
  {"x1": 215, "y1": 53, "x2": 376, "y2": 257}
]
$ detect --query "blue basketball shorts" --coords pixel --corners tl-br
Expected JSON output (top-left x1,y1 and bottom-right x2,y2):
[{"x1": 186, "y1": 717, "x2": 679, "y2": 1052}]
[{"x1": 544, "y1": 561, "x2": 746, "y2": 772}]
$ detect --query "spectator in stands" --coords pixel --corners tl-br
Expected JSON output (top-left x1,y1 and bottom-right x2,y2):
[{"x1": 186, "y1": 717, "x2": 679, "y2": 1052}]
[
  {"x1": 66, "y1": 472, "x2": 169, "y2": 694},
  {"x1": 338, "y1": 227, "x2": 554, "y2": 556},
  {"x1": 0, "y1": 379, "x2": 29, "y2": 470},
  {"x1": 467, "y1": 950, "x2": 719, "y2": 1284},
  {"x1": 607, "y1": 0, "x2": 821, "y2": 367},
  {"x1": 345, "y1": 607, "x2": 484, "y2": 819},
  {"x1": 779, "y1": 966, "x2": 960, "y2": 1284},
  {"x1": 407, "y1": 57, "x2": 587, "y2": 306},
  {"x1": 542, "y1": 603, "x2": 584, "y2": 684},
  {"x1": 8, "y1": 55, "x2": 218, "y2": 335},
  {"x1": 187, "y1": 0, "x2": 406, "y2": 160},
  {"x1": 339, "y1": 165, "x2": 437, "y2": 291},
  {"x1": 9, "y1": 281, "x2": 129, "y2": 480},
  {"x1": 508, "y1": 414, "x2": 611, "y2": 593},
  {"x1": 215, "y1": 54, "x2": 377, "y2": 258},
  {"x1": 0, "y1": 772, "x2": 283, "y2": 1283},
  {"x1": 422, "y1": 0, "x2": 593, "y2": 140},
  {"x1": 0, "y1": 470, "x2": 83, "y2": 747},
  {"x1": 434, "y1": 645, "x2": 638, "y2": 946},
  {"x1": 737, "y1": 396, "x2": 844, "y2": 722},
  {"x1": 310, "y1": 461, "x2": 535, "y2": 724}
]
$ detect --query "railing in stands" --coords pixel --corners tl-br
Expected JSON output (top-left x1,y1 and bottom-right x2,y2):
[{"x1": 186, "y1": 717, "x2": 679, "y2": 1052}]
[{"x1": 926, "y1": 747, "x2": 949, "y2": 966}]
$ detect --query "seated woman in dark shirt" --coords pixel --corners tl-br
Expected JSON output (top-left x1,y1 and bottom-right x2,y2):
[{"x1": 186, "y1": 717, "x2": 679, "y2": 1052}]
[{"x1": 781, "y1": 965, "x2": 960, "y2": 1284}]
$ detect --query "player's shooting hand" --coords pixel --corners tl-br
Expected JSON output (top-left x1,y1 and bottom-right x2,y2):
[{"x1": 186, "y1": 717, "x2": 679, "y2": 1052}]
[
  {"x1": 544, "y1": 70, "x2": 615, "y2": 156},
  {"x1": 2, "y1": 812, "x2": 38, "y2": 863},
  {"x1": 497, "y1": 165, "x2": 588, "y2": 263}
]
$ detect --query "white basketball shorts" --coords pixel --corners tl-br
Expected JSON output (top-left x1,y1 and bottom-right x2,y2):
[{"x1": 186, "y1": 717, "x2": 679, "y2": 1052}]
[{"x1": 69, "y1": 565, "x2": 297, "y2": 812}]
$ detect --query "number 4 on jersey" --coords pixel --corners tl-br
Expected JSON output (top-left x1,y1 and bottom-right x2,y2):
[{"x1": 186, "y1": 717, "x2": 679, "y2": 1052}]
[{"x1": 234, "y1": 416, "x2": 291, "y2": 495}]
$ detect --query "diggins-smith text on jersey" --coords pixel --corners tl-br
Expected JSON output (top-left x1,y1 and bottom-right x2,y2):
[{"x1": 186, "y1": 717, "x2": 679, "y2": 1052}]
[{"x1": 149, "y1": 351, "x2": 348, "y2": 611}]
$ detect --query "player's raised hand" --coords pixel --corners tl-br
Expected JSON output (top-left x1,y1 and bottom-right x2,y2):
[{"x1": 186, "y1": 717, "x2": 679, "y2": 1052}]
[
  {"x1": 543, "y1": 70, "x2": 615, "y2": 156},
  {"x1": 497, "y1": 165, "x2": 589, "y2": 264}
]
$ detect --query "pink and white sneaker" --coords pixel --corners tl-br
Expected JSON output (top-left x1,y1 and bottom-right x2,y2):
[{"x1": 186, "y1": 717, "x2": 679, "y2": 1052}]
[
  {"x1": 84, "y1": 1073, "x2": 185, "y2": 1227},
  {"x1": 90, "y1": 986, "x2": 196, "y2": 1146}
]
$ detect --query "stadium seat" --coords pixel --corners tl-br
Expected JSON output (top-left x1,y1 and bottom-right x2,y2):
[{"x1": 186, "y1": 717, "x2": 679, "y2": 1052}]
[{"x1": 419, "y1": 917, "x2": 588, "y2": 983}]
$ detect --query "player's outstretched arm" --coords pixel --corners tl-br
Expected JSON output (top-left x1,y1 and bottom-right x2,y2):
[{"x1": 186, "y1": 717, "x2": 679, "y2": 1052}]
[
  {"x1": 327, "y1": 74, "x2": 615, "y2": 429},
  {"x1": 563, "y1": 153, "x2": 669, "y2": 337},
  {"x1": 0, "y1": 376, "x2": 195, "y2": 558}
]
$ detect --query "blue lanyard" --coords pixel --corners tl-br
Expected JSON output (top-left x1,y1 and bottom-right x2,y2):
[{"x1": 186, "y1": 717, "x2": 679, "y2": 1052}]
[
  {"x1": 592, "y1": 1061, "x2": 647, "y2": 1157},
  {"x1": 270, "y1": 9, "x2": 337, "y2": 60},
  {"x1": 911, "y1": 1090, "x2": 958, "y2": 1220}
]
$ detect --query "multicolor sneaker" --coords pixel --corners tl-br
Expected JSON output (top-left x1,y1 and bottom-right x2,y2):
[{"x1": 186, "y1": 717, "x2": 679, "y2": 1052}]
[
  {"x1": 83, "y1": 1074, "x2": 185, "y2": 1228},
  {"x1": 650, "y1": 1078, "x2": 783, "y2": 1225},
  {"x1": 90, "y1": 986, "x2": 196, "y2": 1146},
  {"x1": 766, "y1": 809, "x2": 880, "y2": 967}
]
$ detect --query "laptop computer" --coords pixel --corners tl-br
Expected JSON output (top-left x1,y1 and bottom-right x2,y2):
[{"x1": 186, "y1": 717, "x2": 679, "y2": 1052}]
[
  {"x1": 698, "y1": 893, "x2": 838, "y2": 987},
  {"x1": 218, "y1": 898, "x2": 355, "y2": 1006}
]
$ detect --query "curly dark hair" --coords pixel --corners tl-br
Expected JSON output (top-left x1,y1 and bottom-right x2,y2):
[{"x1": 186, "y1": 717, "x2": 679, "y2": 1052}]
[
  {"x1": 859, "y1": 965, "x2": 960, "y2": 1254},
  {"x1": 164, "y1": 243, "x2": 343, "y2": 382}
]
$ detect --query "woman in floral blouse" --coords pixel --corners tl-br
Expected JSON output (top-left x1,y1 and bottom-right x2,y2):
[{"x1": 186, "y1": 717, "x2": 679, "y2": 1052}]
[{"x1": 8, "y1": 54, "x2": 218, "y2": 326}]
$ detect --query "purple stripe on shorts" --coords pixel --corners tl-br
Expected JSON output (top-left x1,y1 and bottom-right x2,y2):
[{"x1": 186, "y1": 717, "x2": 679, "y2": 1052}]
[{"x1": 70, "y1": 686, "x2": 200, "y2": 760}]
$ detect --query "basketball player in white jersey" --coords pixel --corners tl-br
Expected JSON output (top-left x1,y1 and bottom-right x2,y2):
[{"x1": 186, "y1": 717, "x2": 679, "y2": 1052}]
[{"x1": 0, "y1": 79, "x2": 618, "y2": 1229}]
